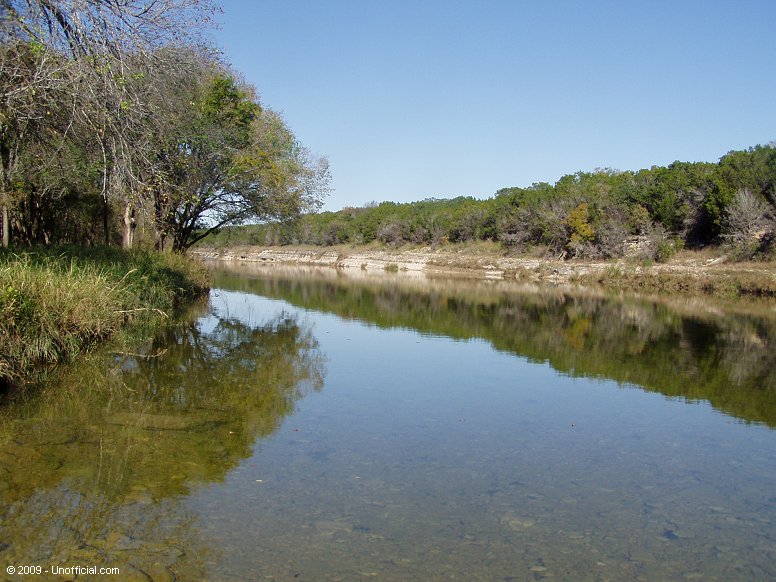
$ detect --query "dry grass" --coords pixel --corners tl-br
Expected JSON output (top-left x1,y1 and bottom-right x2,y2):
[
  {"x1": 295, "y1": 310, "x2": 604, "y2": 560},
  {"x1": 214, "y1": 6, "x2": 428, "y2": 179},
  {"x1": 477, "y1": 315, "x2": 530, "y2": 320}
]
[{"x1": 579, "y1": 263, "x2": 776, "y2": 298}]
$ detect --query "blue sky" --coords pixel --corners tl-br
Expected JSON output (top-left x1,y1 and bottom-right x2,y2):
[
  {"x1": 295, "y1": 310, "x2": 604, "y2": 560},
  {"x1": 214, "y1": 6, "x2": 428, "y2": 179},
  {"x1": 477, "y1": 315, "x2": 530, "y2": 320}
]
[{"x1": 214, "y1": 1, "x2": 776, "y2": 210}]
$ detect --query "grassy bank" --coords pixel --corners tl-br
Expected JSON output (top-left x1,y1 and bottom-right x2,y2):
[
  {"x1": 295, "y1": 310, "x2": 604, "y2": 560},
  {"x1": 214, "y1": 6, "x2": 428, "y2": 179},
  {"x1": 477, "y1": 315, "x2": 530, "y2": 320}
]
[{"x1": 0, "y1": 246, "x2": 210, "y2": 390}]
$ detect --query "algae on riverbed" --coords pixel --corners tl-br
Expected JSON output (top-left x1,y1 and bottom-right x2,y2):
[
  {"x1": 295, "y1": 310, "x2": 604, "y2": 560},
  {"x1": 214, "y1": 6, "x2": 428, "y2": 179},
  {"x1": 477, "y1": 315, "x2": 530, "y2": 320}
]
[{"x1": 0, "y1": 297, "x2": 324, "y2": 576}]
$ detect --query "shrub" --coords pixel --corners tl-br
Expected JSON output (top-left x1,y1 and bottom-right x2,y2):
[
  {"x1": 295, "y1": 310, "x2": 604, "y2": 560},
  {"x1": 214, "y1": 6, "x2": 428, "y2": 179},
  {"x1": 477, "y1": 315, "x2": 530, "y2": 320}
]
[
  {"x1": 596, "y1": 206, "x2": 629, "y2": 258},
  {"x1": 567, "y1": 203, "x2": 595, "y2": 245},
  {"x1": 376, "y1": 222, "x2": 405, "y2": 247},
  {"x1": 654, "y1": 237, "x2": 684, "y2": 263},
  {"x1": 629, "y1": 205, "x2": 653, "y2": 235}
]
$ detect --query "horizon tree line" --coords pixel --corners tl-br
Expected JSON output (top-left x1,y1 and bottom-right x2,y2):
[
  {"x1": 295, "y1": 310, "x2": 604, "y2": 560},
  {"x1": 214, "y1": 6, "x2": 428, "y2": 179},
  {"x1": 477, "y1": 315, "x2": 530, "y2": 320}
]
[{"x1": 222, "y1": 143, "x2": 776, "y2": 262}]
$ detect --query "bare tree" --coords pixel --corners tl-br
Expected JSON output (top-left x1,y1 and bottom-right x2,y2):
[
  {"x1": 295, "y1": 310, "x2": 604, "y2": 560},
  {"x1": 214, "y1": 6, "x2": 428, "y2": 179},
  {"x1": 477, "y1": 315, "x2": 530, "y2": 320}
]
[
  {"x1": 498, "y1": 206, "x2": 539, "y2": 251},
  {"x1": 722, "y1": 188, "x2": 769, "y2": 244},
  {"x1": 0, "y1": 0, "x2": 217, "y2": 246},
  {"x1": 0, "y1": 38, "x2": 68, "y2": 246},
  {"x1": 721, "y1": 188, "x2": 772, "y2": 259}
]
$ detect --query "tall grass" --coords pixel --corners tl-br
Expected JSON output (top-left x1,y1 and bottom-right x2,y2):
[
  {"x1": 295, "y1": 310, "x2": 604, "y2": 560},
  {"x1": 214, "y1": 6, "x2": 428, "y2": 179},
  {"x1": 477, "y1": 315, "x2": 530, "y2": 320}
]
[{"x1": 0, "y1": 246, "x2": 209, "y2": 389}]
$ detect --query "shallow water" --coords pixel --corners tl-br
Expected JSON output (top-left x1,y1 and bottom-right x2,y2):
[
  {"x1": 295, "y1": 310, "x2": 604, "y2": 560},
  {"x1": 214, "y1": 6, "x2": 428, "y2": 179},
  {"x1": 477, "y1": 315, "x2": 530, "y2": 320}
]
[{"x1": 2, "y1": 265, "x2": 776, "y2": 581}]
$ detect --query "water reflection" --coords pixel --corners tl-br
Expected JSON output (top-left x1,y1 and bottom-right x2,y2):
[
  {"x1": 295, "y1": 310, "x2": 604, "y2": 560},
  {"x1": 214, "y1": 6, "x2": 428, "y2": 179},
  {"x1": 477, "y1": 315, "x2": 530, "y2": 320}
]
[
  {"x1": 214, "y1": 263, "x2": 776, "y2": 427},
  {"x1": 0, "y1": 298, "x2": 324, "y2": 574}
]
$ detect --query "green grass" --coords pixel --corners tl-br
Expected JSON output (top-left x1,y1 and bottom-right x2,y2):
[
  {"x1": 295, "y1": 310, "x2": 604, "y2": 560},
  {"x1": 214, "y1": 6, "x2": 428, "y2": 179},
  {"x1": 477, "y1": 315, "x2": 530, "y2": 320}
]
[{"x1": 0, "y1": 246, "x2": 209, "y2": 389}]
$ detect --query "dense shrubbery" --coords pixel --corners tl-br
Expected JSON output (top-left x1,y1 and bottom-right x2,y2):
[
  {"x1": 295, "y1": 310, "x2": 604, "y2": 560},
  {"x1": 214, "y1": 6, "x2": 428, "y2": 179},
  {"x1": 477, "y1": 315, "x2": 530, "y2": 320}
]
[{"x1": 205, "y1": 144, "x2": 776, "y2": 261}]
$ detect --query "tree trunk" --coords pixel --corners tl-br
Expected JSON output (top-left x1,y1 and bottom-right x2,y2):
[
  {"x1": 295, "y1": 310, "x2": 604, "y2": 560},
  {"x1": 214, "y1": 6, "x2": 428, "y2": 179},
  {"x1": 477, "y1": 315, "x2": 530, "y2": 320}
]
[
  {"x1": 102, "y1": 195, "x2": 110, "y2": 245},
  {"x1": 2, "y1": 204, "x2": 8, "y2": 248},
  {"x1": 122, "y1": 202, "x2": 136, "y2": 249},
  {"x1": 1, "y1": 143, "x2": 9, "y2": 248}
]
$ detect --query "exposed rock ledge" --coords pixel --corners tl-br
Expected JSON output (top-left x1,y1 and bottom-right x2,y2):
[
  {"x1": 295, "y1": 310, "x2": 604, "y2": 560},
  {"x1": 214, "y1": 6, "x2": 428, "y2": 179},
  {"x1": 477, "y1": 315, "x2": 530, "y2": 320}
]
[
  {"x1": 191, "y1": 245, "x2": 776, "y2": 297},
  {"x1": 192, "y1": 246, "x2": 616, "y2": 284}
]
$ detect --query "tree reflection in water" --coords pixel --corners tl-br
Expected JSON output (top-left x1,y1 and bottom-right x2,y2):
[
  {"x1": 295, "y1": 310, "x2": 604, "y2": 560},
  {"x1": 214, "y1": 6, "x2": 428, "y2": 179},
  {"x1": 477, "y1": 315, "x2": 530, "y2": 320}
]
[
  {"x1": 214, "y1": 264, "x2": 776, "y2": 427},
  {"x1": 0, "y1": 299, "x2": 325, "y2": 576}
]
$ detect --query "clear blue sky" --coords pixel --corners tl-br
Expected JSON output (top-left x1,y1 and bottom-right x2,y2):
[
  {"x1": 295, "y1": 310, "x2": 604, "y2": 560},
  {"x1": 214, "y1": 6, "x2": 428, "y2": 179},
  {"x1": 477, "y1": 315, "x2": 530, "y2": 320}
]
[{"x1": 214, "y1": 0, "x2": 776, "y2": 211}]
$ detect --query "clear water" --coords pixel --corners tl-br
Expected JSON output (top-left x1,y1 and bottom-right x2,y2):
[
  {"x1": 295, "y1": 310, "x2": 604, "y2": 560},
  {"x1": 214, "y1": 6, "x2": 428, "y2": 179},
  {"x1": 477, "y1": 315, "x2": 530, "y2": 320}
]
[{"x1": 2, "y1": 264, "x2": 776, "y2": 581}]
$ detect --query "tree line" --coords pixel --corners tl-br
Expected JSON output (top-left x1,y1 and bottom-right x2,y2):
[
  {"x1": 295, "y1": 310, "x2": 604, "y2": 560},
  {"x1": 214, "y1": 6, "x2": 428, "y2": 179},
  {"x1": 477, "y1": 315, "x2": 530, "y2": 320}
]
[
  {"x1": 216, "y1": 144, "x2": 776, "y2": 261},
  {"x1": 0, "y1": 0, "x2": 330, "y2": 252}
]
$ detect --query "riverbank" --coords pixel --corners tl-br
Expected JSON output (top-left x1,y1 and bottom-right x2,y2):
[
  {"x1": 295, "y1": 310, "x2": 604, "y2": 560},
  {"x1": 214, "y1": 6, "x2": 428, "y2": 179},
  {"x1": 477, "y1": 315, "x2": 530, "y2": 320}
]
[
  {"x1": 0, "y1": 246, "x2": 210, "y2": 390},
  {"x1": 193, "y1": 243, "x2": 776, "y2": 298}
]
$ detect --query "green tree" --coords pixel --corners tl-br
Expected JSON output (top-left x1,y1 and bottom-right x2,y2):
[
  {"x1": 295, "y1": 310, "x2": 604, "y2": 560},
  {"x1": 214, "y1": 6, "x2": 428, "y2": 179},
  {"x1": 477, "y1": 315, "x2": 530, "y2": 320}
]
[{"x1": 148, "y1": 67, "x2": 330, "y2": 252}]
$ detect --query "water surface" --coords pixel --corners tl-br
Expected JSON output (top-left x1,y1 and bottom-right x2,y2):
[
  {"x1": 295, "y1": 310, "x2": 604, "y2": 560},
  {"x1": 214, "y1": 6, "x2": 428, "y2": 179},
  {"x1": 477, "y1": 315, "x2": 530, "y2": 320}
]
[{"x1": 2, "y1": 265, "x2": 776, "y2": 581}]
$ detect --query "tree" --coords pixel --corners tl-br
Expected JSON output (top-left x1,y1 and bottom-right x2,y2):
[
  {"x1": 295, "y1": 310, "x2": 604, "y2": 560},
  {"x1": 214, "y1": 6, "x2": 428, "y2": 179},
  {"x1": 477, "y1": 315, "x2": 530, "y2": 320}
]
[
  {"x1": 707, "y1": 146, "x2": 776, "y2": 237},
  {"x1": 144, "y1": 65, "x2": 330, "y2": 252},
  {"x1": 0, "y1": 0, "x2": 217, "y2": 247},
  {"x1": 0, "y1": 38, "x2": 67, "y2": 246},
  {"x1": 720, "y1": 187, "x2": 772, "y2": 259}
]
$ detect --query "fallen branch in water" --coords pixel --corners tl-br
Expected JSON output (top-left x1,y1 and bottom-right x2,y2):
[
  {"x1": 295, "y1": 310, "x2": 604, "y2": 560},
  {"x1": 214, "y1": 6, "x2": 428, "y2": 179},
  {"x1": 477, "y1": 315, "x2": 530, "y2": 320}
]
[
  {"x1": 112, "y1": 348, "x2": 169, "y2": 359},
  {"x1": 114, "y1": 308, "x2": 169, "y2": 318}
]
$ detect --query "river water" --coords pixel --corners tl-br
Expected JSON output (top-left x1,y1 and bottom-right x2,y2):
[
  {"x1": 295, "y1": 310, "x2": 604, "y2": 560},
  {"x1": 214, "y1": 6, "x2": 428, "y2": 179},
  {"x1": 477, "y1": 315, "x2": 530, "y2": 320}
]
[{"x1": 2, "y1": 264, "x2": 776, "y2": 581}]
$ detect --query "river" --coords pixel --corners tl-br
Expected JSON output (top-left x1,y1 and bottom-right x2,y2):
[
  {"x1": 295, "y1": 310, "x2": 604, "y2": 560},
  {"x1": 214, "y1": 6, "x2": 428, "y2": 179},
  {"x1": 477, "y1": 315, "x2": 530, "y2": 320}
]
[{"x1": 2, "y1": 263, "x2": 776, "y2": 581}]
